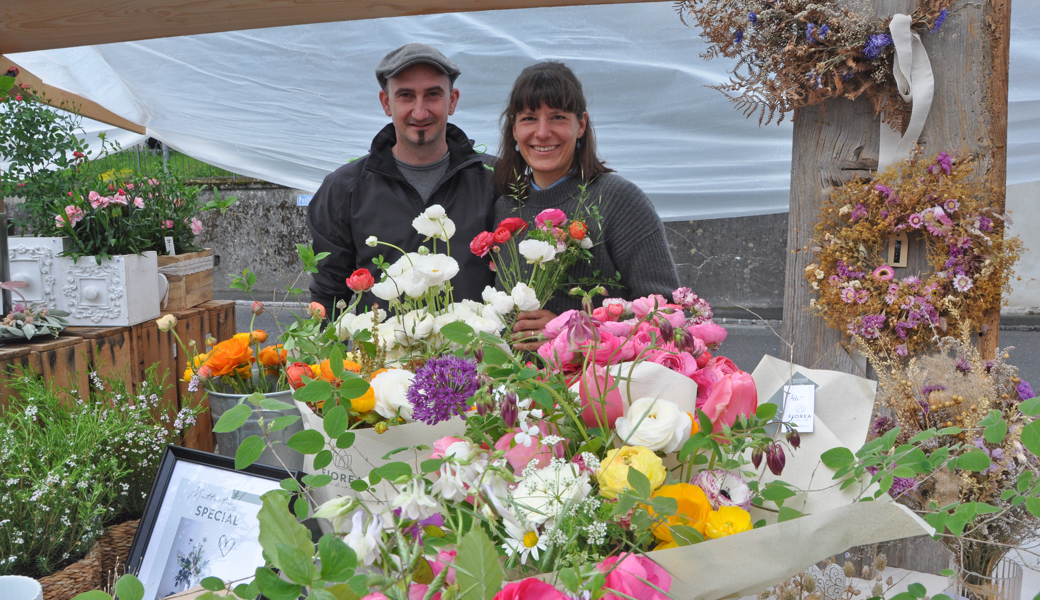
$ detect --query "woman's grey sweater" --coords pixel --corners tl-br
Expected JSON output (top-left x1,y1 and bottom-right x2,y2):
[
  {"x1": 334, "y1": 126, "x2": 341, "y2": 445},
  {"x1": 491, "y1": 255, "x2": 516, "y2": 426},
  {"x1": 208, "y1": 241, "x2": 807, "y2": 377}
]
[{"x1": 493, "y1": 173, "x2": 680, "y2": 314}]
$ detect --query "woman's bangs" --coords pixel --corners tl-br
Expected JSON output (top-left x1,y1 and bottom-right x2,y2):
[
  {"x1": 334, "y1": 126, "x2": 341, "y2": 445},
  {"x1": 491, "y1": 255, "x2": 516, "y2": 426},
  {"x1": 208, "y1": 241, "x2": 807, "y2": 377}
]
[{"x1": 510, "y1": 72, "x2": 581, "y2": 116}]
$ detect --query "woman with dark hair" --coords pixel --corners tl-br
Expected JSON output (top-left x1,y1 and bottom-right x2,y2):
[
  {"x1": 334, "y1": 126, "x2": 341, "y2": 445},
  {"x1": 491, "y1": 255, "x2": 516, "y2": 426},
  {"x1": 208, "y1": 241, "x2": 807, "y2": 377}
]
[{"x1": 495, "y1": 61, "x2": 680, "y2": 351}]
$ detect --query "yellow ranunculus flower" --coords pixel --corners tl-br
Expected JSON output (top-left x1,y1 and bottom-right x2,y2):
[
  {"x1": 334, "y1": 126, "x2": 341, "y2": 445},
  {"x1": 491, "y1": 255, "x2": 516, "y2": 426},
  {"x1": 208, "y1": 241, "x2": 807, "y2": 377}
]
[
  {"x1": 648, "y1": 483, "x2": 711, "y2": 544},
  {"x1": 704, "y1": 506, "x2": 753, "y2": 539},
  {"x1": 596, "y1": 446, "x2": 666, "y2": 500}
]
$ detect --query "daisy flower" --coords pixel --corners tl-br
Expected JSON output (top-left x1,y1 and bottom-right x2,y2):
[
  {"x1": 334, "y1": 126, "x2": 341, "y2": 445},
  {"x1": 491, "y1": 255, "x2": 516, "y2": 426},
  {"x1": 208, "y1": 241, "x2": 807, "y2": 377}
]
[{"x1": 502, "y1": 520, "x2": 548, "y2": 565}]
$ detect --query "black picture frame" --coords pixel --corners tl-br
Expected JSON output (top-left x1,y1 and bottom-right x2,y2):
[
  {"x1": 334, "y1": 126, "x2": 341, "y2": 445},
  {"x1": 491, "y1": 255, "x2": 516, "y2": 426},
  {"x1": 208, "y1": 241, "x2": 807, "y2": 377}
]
[{"x1": 125, "y1": 444, "x2": 304, "y2": 600}]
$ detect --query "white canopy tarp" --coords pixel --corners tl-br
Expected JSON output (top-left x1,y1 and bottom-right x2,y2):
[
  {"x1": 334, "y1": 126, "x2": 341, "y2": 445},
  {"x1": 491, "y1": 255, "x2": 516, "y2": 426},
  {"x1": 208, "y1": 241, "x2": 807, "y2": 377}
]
[{"x1": 8, "y1": 2, "x2": 1040, "y2": 221}]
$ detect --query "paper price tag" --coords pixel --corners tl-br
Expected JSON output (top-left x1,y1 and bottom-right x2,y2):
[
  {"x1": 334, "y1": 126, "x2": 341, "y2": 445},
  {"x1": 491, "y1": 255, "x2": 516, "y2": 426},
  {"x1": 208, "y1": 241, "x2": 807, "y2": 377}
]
[
  {"x1": 164, "y1": 236, "x2": 175, "y2": 256},
  {"x1": 781, "y1": 383, "x2": 815, "y2": 433}
]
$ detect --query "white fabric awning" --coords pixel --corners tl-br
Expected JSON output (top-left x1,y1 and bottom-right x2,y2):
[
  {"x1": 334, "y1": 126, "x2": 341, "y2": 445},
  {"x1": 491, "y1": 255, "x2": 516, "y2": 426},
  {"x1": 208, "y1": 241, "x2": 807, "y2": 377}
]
[{"x1": 9, "y1": 2, "x2": 1040, "y2": 220}]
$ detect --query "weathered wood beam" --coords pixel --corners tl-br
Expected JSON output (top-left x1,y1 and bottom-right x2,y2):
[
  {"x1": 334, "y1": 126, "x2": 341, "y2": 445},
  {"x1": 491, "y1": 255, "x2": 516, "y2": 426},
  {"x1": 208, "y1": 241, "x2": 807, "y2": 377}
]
[
  {"x1": 781, "y1": 0, "x2": 1012, "y2": 371},
  {"x1": 0, "y1": 0, "x2": 662, "y2": 55},
  {"x1": 1, "y1": 56, "x2": 147, "y2": 135}
]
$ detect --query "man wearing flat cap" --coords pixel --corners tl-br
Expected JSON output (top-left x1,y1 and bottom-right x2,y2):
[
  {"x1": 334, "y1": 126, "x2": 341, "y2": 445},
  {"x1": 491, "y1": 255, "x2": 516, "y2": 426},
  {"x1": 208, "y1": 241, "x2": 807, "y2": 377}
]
[{"x1": 308, "y1": 43, "x2": 496, "y2": 317}]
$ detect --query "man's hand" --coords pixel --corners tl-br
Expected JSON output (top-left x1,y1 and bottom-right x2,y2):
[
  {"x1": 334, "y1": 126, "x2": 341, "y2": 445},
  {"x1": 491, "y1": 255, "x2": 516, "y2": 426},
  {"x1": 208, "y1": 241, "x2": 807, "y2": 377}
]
[{"x1": 511, "y1": 309, "x2": 557, "y2": 352}]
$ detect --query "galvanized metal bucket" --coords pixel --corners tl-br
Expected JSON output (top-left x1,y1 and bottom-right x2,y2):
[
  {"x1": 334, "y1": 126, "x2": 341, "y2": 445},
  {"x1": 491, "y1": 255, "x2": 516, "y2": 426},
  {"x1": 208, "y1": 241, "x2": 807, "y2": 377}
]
[{"x1": 208, "y1": 387, "x2": 305, "y2": 471}]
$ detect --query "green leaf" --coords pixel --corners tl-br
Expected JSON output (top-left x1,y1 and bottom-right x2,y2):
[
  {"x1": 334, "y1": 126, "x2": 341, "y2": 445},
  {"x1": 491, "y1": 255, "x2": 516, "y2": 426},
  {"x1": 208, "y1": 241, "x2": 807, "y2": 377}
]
[
  {"x1": 778, "y1": 506, "x2": 802, "y2": 522},
  {"x1": 294, "y1": 495, "x2": 309, "y2": 520},
  {"x1": 324, "y1": 405, "x2": 350, "y2": 439},
  {"x1": 940, "y1": 569, "x2": 956, "y2": 577},
  {"x1": 213, "y1": 403, "x2": 252, "y2": 433},
  {"x1": 310, "y1": 590, "x2": 341, "y2": 600},
  {"x1": 325, "y1": 584, "x2": 362, "y2": 600},
  {"x1": 287, "y1": 429, "x2": 326, "y2": 454},
  {"x1": 755, "y1": 402, "x2": 778, "y2": 421},
  {"x1": 440, "y1": 321, "x2": 476, "y2": 345},
  {"x1": 235, "y1": 435, "x2": 265, "y2": 470},
  {"x1": 330, "y1": 345, "x2": 345, "y2": 378},
  {"x1": 984, "y1": 420, "x2": 1008, "y2": 445},
  {"x1": 1018, "y1": 471, "x2": 1034, "y2": 493},
  {"x1": 678, "y1": 432, "x2": 709, "y2": 462},
  {"x1": 314, "y1": 449, "x2": 334, "y2": 470},
  {"x1": 820, "y1": 447, "x2": 855, "y2": 470},
  {"x1": 626, "y1": 466, "x2": 652, "y2": 500},
  {"x1": 957, "y1": 450, "x2": 992, "y2": 472},
  {"x1": 269, "y1": 415, "x2": 301, "y2": 432},
  {"x1": 760, "y1": 483, "x2": 797, "y2": 507},
  {"x1": 372, "y1": 461, "x2": 413, "y2": 482},
  {"x1": 481, "y1": 344, "x2": 510, "y2": 366},
  {"x1": 558, "y1": 568, "x2": 580, "y2": 593},
  {"x1": 303, "y1": 474, "x2": 334, "y2": 488},
  {"x1": 280, "y1": 477, "x2": 300, "y2": 492},
  {"x1": 72, "y1": 593, "x2": 112, "y2": 600},
  {"x1": 339, "y1": 378, "x2": 371, "y2": 401},
  {"x1": 650, "y1": 496, "x2": 678, "y2": 516},
  {"x1": 254, "y1": 566, "x2": 303, "y2": 600},
  {"x1": 1021, "y1": 420, "x2": 1040, "y2": 457},
  {"x1": 233, "y1": 581, "x2": 258, "y2": 599},
  {"x1": 453, "y1": 528, "x2": 504, "y2": 600},
  {"x1": 294, "y1": 379, "x2": 334, "y2": 404},
  {"x1": 350, "y1": 479, "x2": 369, "y2": 492},
  {"x1": 1026, "y1": 497, "x2": 1040, "y2": 519},
  {"x1": 1019, "y1": 396, "x2": 1040, "y2": 416},
  {"x1": 696, "y1": 408, "x2": 713, "y2": 435},
  {"x1": 348, "y1": 574, "x2": 369, "y2": 598},
  {"x1": 888, "y1": 594, "x2": 916, "y2": 600},
  {"x1": 908, "y1": 583, "x2": 926, "y2": 598},
  {"x1": 909, "y1": 428, "x2": 937, "y2": 444},
  {"x1": 257, "y1": 491, "x2": 313, "y2": 570},
  {"x1": 114, "y1": 575, "x2": 145, "y2": 600},
  {"x1": 937, "y1": 426, "x2": 963, "y2": 436},
  {"x1": 277, "y1": 542, "x2": 317, "y2": 585},
  {"x1": 670, "y1": 523, "x2": 704, "y2": 546},
  {"x1": 260, "y1": 396, "x2": 296, "y2": 411},
  {"x1": 200, "y1": 577, "x2": 225, "y2": 592},
  {"x1": 337, "y1": 432, "x2": 356, "y2": 449},
  {"x1": 422, "y1": 458, "x2": 447, "y2": 473}
]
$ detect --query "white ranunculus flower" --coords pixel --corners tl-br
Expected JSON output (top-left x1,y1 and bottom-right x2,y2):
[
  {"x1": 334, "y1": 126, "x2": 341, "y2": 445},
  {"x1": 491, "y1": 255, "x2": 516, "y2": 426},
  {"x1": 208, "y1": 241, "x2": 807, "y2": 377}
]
[
  {"x1": 482, "y1": 285, "x2": 515, "y2": 315},
  {"x1": 413, "y1": 253, "x2": 459, "y2": 287},
  {"x1": 412, "y1": 206, "x2": 456, "y2": 240},
  {"x1": 335, "y1": 308, "x2": 388, "y2": 341},
  {"x1": 433, "y1": 310, "x2": 465, "y2": 335},
  {"x1": 393, "y1": 311, "x2": 436, "y2": 343},
  {"x1": 374, "y1": 322, "x2": 399, "y2": 350},
  {"x1": 580, "y1": 237, "x2": 593, "y2": 250},
  {"x1": 387, "y1": 253, "x2": 421, "y2": 277},
  {"x1": 511, "y1": 282, "x2": 541, "y2": 312},
  {"x1": 458, "y1": 299, "x2": 485, "y2": 315},
  {"x1": 401, "y1": 272, "x2": 431, "y2": 299},
  {"x1": 467, "y1": 314, "x2": 504, "y2": 336},
  {"x1": 371, "y1": 368, "x2": 415, "y2": 420},
  {"x1": 614, "y1": 397, "x2": 693, "y2": 453},
  {"x1": 481, "y1": 303, "x2": 507, "y2": 327},
  {"x1": 518, "y1": 239, "x2": 557, "y2": 264},
  {"x1": 511, "y1": 461, "x2": 591, "y2": 526},
  {"x1": 423, "y1": 204, "x2": 447, "y2": 220},
  {"x1": 370, "y1": 278, "x2": 403, "y2": 301}
]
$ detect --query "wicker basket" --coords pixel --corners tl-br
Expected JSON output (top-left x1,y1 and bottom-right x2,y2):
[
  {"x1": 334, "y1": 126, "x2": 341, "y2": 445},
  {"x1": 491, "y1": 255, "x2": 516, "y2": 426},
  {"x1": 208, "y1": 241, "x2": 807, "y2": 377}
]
[{"x1": 39, "y1": 519, "x2": 140, "y2": 600}]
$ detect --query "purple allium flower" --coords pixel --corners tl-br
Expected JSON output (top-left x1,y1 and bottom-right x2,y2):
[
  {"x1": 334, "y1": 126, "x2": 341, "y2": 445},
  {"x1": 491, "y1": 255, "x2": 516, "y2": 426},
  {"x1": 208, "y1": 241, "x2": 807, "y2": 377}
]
[
  {"x1": 864, "y1": 34, "x2": 893, "y2": 60},
  {"x1": 734, "y1": 29, "x2": 744, "y2": 44},
  {"x1": 748, "y1": 12, "x2": 758, "y2": 26},
  {"x1": 408, "y1": 356, "x2": 481, "y2": 425},
  {"x1": 931, "y1": 9, "x2": 947, "y2": 32},
  {"x1": 1018, "y1": 381, "x2": 1035, "y2": 401}
]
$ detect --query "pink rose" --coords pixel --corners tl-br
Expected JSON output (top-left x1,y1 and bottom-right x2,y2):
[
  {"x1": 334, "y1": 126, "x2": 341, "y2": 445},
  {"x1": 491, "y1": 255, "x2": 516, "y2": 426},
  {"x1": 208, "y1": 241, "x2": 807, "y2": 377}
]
[
  {"x1": 495, "y1": 431, "x2": 554, "y2": 475},
  {"x1": 493, "y1": 578, "x2": 567, "y2": 600},
  {"x1": 631, "y1": 294, "x2": 669, "y2": 320},
  {"x1": 430, "y1": 549, "x2": 457, "y2": 585},
  {"x1": 700, "y1": 371, "x2": 758, "y2": 430},
  {"x1": 64, "y1": 205, "x2": 84, "y2": 227},
  {"x1": 430, "y1": 436, "x2": 467, "y2": 460},
  {"x1": 579, "y1": 364, "x2": 624, "y2": 430},
  {"x1": 687, "y1": 322, "x2": 728, "y2": 347},
  {"x1": 598, "y1": 553, "x2": 672, "y2": 600},
  {"x1": 534, "y1": 208, "x2": 567, "y2": 230},
  {"x1": 543, "y1": 310, "x2": 578, "y2": 341},
  {"x1": 189, "y1": 216, "x2": 204, "y2": 235},
  {"x1": 133, "y1": 196, "x2": 144, "y2": 209}
]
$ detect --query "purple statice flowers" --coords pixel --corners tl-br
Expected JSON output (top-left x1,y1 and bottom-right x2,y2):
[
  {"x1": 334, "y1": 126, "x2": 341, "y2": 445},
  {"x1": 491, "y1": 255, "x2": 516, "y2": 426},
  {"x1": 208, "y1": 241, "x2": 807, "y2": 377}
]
[
  {"x1": 931, "y1": 9, "x2": 947, "y2": 33},
  {"x1": 1018, "y1": 381, "x2": 1035, "y2": 402},
  {"x1": 807, "y1": 23, "x2": 829, "y2": 43},
  {"x1": 863, "y1": 34, "x2": 893, "y2": 60},
  {"x1": 928, "y1": 152, "x2": 953, "y2": 175},
  {"x1": 408, "y1": 356, "x2": 481, "y2": 425}
]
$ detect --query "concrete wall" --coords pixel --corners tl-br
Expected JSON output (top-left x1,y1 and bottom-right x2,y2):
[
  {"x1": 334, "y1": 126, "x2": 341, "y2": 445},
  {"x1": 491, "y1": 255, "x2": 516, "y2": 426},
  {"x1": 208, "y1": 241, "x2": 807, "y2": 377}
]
[{"x1": 1004, "y1": 181, "x2": 1040, "y2": 315}]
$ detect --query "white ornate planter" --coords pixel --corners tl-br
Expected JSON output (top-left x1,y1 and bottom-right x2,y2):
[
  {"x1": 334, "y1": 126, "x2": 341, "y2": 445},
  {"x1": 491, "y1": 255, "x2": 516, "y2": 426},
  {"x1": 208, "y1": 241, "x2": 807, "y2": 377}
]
[
  {"x1": 7, "y1": 236, "x2": 67, "y2": 310},
  {"x1": 59, "y1": 251, "x2": 162, "y2": 326}
]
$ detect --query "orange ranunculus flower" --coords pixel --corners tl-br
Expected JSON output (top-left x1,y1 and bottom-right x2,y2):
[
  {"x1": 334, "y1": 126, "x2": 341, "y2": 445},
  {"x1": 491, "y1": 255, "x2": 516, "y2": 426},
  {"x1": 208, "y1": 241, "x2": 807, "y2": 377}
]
[
  {"x1": 648, "y1": 483, "x2": 712, "y2": 549},
  {"x1": 251, "y1": 329, "x2": 268, "y2": 344},
  {"x1": 704, "y1": 506, "x2": 753, "y2": 539},
  {"x1": 258, "y1": 345, "x2": 288, "y2": 368},
  {"x1": 203, "y1": 335, "x2": 254, "y2": 377},
  {"x1": 318, "y1": 359, "x2": 364, "y2": 387},
  {"x1": 233, "y1": 332, "x2": 251, "y2": 343},
  {"x1": 350, "y1": 368, "x2": 385, "y2": 413}
]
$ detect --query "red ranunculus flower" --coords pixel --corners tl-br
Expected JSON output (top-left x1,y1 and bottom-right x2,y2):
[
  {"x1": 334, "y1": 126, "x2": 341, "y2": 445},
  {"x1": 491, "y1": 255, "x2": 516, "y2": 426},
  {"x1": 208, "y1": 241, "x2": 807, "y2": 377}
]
[
  {"x1": 492, "y1": 226, "x2": 511, "y2": 244},
  {"x1": 346, "y1": 268, "x2": 375, "y2": 292},
  {"x1": 569, "y1": 220, "x2": 588, "y2": 240},
  {"x1": 470, "y1": 231, "x2": 495, "y2": 257},
  {"x1": 497, "y1": 217, "x2": 528, "y2": 234},
  {"x1": 286, "y1": 362, "x2": 312, "y2": 390}
]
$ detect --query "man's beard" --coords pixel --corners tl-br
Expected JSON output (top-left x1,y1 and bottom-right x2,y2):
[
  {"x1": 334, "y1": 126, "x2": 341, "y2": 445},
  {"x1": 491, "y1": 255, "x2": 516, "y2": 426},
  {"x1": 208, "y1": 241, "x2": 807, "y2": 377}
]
[{"x1": 416, "y1": 130, "x2": 426, "y2": 145}]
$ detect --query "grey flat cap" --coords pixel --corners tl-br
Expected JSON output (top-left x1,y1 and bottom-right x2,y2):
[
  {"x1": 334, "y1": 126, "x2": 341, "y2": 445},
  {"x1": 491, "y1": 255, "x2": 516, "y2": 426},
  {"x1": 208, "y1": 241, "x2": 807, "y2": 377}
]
[{"x1": 376, "y1": 43, "x2": 461, "y2": 89}]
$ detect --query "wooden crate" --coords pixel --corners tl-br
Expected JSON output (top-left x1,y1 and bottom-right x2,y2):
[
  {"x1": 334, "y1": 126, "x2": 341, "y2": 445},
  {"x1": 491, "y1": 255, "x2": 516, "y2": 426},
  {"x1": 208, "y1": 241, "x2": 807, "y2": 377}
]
[
  {"x1": 129, "y1": 318, "x2": 179, "y2": 413},
  {"x1": 158, "y1": 249, "x2": 214, "y2": 311},
  {"x1": 169, "y1": 306, "x2": 214, "y2": 452},
  {"x1": 198, "y1": 299, "x2": 237, "y2": 343},
  {"x1": 0, "y1": 336, "x2": 90, "y2": 407},
  {"x1": 0, "y1": 344, "x2": 41, "y2": 411},
  {"x1": 65, "y1": 326, "x2": 134, "y2": 386}
]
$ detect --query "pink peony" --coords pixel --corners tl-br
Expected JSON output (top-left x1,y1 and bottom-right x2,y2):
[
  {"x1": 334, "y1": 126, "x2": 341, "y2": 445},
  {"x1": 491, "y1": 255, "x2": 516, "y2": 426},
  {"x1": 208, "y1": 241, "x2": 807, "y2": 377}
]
[
  {"x1": 495, "y1": 431, "x2": 555, "y2": 475},
  {"x1": 430, "y1": 549, "x2": 457, "y2": 585},
  {"x1": 493, "y1": 578, "x2": 567, "y2": 600},
  {"x1": 430, "y1": 436, "x2": 467, "y2": 460},
  {"x1": 598, "y1": 553, "x2": 672, "y2": 600},
  {"x1": 579, "y1": 364, "x2": 624, "y2": 429},
  {"x1": 534, "y1": 208, "x2": 567, "y2": 230},
  {"x1": 687, "y1": 322, "x2": 728, "y2": 347},
  {"x1": 631, "y1": 294, "x2": 669, "y2": 319},
  {"x1": 700, "y1": 371, "x2": 758, "y2": 430}
]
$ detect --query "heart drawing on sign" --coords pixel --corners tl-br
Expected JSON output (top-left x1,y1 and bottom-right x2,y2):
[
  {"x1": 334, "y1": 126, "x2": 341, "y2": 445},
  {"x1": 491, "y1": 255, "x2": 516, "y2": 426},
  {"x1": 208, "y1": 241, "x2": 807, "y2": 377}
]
[{"x1": 218, "y1": 535, "x2": 235, "y2": 558}]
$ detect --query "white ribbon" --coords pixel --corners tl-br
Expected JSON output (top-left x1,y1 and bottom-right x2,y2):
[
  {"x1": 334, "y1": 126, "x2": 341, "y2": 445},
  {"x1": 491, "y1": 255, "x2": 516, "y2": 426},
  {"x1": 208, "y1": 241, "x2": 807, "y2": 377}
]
[
  {"x1": 878, "y1": 14, "x2": 935, "y2": 171},
  {"x1": 157, "y1": 254, "x2": 214, "y2": 276}
]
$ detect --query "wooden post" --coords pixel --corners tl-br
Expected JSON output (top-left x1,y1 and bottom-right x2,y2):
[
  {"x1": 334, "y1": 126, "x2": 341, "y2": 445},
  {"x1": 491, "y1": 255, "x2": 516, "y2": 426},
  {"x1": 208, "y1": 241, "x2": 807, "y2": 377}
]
[{"x1": 782, "y1": 0, "x2": 1013, "y2": 370}]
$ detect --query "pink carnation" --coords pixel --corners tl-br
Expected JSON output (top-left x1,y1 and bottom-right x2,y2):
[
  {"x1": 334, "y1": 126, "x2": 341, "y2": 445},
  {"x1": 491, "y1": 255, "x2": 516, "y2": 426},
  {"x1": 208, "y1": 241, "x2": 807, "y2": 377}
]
[
  {"x1": 64, "y1": 205, "x2": 85, "y2": 227},
  {"x1": 189, "y1": 216, "x2": 204, "y2": 235}
]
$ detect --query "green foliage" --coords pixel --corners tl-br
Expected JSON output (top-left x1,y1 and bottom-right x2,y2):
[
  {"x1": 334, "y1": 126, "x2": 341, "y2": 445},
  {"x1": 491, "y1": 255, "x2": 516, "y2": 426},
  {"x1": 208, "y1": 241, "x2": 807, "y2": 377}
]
[
  {"x1": 453, "y1": 528, "x2": 504, "y2": 600},
  {"x1": 0, "y1": 367, "x2": 195, "y2": 578}
]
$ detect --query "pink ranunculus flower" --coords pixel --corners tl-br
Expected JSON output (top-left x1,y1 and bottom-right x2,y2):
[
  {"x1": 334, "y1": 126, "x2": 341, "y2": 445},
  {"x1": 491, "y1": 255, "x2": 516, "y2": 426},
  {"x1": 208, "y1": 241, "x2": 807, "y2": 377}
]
[
  {"x1": 700, "y1": 371, "x2": 758, "y2": 430},
  {"x1": 631, "y1": 294, "x2": 669, "y2": 320},
  {"x1": 537, "y1": 334, "x2": 580, "y2": 371},
  {"x1": 542, "y1": 310, "x2": 578, "y2": 341},
  {"x1": 646, "y1": 347, "x2": 700, "y2": 378},
  {"x1": 591, "y1": 306, "x2": 610, "y2": 321},
  {"x1": 495, "y1": 431, "x2": 554, "y2": 475},
  {"x1": 88, "y1": 190, "x2": 103, "y2": 208},
  {"x1": 659, "y1": 306, "x2": 687, "y2": 329},
  {"x1": 189, "y1": 216, "x2": 204, "y2": 235},
  {"x1": 584, "y1": 330, "x2": 623, "y2": 366},
  {"x1": 493, "y1": 578, "x2": 567, "y2": 600},
  {"x1": 430, "y1": 436, "x2": 467, "y2": 460},
  {"x1": 598, "y1": 553, "x2": 672, "y2": 600},
  {"x1": 627, "y1": 329, "x2": 654, "y2": 358},
  {"x1": 133, "y1": 196, "x2": 144, "y2": 209},
  {"x1": 534, "y1": 208, "x2": 567, "y2": 230},
  {"x1": 64, "y1": 205, "x2": 84, "y2": 227},
  {"x1": 599, "y1": 320, "x2": 633, "y2": 339},
  {"x1": 687, "y1": 321, "x2": 728, "y2": 347},
  {"x1": 430, "y1": 549, "x2": 457, "y2": 585},
  {"x1": 579, "y1": 364, "x2": 624, "y2": 430}
]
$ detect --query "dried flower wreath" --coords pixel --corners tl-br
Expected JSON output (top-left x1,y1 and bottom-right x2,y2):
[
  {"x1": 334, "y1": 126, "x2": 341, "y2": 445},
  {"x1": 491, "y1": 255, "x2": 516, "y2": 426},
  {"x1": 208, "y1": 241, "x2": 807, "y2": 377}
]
[
  {"x1": 676, "y1": 0, "x2": 953, "y2": 126},
  {"x1": 803, "y1": 151, "x2": 1022, "y2": 358}
]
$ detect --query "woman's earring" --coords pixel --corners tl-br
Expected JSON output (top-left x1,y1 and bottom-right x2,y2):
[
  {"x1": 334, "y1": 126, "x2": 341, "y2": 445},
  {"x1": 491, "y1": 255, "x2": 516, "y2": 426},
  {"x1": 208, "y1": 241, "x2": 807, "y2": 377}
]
[
  {"x1": 515, "y1": 144, "x2": 520, "y2": 152},
  {"x1": 576, "y1": 139, "x2": 583, "y2": 150}
]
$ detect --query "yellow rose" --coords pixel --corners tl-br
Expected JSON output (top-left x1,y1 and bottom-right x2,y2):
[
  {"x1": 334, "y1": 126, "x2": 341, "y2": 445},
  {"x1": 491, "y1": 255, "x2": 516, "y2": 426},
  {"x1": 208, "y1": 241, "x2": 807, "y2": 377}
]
[
  {"x1": 704, "y1": 506, "x2": 753, "y2": 539},
  {"x1": 596, "y1": 446, "x2": 666, "y2": 500}
]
